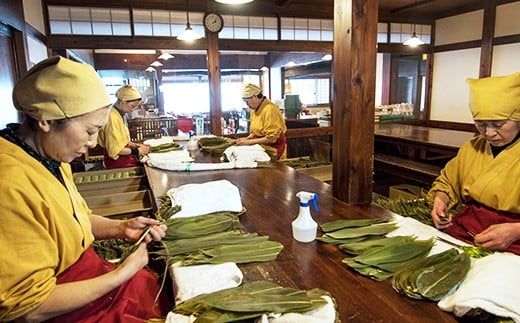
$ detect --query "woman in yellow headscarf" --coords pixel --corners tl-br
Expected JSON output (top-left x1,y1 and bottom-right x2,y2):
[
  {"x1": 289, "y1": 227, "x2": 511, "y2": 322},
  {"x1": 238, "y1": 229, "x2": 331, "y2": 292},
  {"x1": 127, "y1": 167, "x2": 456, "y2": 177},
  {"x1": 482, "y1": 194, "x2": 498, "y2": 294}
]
[
  {"x1": 97, "y1": 84, "x2": 151, "y2": 169},
  {"x1": 236, "y1": 83, "x2": 287, "y2": 159},
  {"x1": 0, "y1": 56, "x2": 170, "y2": 322},
  {"x1": 427, "y1": 72, "x2": 520, "y2": 254}
]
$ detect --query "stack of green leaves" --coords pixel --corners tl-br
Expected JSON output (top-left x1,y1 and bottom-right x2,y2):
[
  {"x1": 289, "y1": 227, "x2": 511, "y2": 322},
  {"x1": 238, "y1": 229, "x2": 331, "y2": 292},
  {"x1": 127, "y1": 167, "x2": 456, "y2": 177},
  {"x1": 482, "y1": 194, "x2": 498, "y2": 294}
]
[
  {"x1": 342, "y1": 238, "x2": 434, "y2": 281},
  {"x1": 392, "y1": 248, "x2": 471, "y2": 301},
  {"x1": 149, "y1": 142, "x2": 182, "y2": 153},
  {"x1": 173, "y1": 281, "x2": 330, "y2": 322},
  {"x1": 197, "y1": 136, "x2": 235, "y2": 156},
  {"x1": 152, "y1": 210, "x2": 283, "y2": 266},
  {"x1": 318, "y1": 217, "x2": 396, "y2": 245}
]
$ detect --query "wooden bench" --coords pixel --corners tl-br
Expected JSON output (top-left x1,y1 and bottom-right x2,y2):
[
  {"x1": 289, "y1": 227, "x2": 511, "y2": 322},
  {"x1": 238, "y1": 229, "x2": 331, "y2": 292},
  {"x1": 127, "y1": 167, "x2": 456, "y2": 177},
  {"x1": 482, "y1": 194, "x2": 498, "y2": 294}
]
[{"x1": 374, "y1": 153, "x2": 442, "y2": 186}]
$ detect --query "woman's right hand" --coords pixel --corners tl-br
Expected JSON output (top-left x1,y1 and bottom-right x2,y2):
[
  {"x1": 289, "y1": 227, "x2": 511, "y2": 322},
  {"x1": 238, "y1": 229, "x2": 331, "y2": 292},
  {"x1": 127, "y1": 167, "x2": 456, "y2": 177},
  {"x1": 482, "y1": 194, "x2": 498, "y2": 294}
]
[
  {"x1": 431, "y1": 191, "x2": 452, "y2": 229},
  {"x1": 118, "y1": 243, "x2": 149, "y2": 278}
]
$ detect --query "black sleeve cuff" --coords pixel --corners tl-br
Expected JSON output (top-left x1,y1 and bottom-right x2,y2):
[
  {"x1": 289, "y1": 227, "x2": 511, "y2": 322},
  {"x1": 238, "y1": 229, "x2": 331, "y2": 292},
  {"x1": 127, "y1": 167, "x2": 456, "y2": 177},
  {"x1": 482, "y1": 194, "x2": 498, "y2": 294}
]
[{"x1": 130, "y1": 147, "x2": 139, "y2": 158}]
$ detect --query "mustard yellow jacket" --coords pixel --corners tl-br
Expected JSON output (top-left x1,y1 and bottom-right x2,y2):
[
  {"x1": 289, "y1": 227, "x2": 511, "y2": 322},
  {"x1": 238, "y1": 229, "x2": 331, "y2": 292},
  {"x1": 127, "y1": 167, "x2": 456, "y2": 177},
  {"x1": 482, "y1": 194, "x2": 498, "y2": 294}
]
[
  {"x1": 97, "y1": 107, "x2": 131, "y2": 159},
  {"x1": 250, "y1": 98, "x2": 287, "y2": 155},
  {"x1": 0, "y1": 138, "x2": 93, "y2": 321},
  {"x1": 427, "y1": 135, "x2": 520, "y2": 213}
]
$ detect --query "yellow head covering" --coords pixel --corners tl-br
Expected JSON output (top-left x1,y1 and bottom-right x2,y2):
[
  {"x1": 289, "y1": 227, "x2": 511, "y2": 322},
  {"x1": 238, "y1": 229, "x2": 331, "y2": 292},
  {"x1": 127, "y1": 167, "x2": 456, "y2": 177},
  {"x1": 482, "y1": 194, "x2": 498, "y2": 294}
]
[
  {"x1": 467, "y1": 72, "x2": 520, "y2": 121},
  {"x1": 115, "y1": 85, "x2": 142, "y2": 102},
  {"x1": 241, "y1": 83, "x2": 262, "y2": 98},
  {"x1": 13, "y1": 56, "x2": 111, "y2": 121}
]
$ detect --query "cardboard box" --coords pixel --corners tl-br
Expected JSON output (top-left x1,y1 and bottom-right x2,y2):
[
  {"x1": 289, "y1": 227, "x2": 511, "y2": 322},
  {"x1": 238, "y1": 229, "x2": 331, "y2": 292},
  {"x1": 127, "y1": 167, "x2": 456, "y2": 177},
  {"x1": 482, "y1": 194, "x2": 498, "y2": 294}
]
[{"x1": 389, "y1": 184, "x2": 424, "y2": 200}]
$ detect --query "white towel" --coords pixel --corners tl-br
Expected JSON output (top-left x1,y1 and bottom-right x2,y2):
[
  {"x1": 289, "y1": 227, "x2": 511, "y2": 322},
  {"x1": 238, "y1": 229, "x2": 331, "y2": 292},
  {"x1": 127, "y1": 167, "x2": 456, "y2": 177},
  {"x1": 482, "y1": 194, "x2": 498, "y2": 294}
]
[
  {"x1": 257, "y1": 295, "x2": 336, "y2": 323},
  {"x1": 146, "y1": 150, "x2": 193, "y2": 162},
  {"x1": 438, "y1": 252, "x2": 520, "y2": 322},
  {"x1": 167, "y1": 179, "x2": 243, "y2": 218},
  {"x1": 224, "y1": 144, "x2": 271, "y2": 163},
  {"x1": 169, "y1": 262, "x2": 244, "y2": 304},
  {"x1": 387, "y1": 214, "x2": 469, "y2": 255},
  {"x1": 146, "y1": 160, "x2": 257, "y2": 172},
  {"x1": 143, "y1": 136, "x2": 175, "y2": 146}
]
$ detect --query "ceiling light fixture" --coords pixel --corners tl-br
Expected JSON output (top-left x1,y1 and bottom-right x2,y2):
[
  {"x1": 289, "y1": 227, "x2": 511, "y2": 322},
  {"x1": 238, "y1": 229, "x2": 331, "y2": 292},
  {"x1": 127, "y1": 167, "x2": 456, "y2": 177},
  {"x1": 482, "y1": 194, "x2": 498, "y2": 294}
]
[
  {"x1": 150, "y1": 61, "x2": 163, "y2": 67},
  {"x1": 158, "y1": 52, "x2": 174, "y2": 60},
  {"x1": 403, "y1": 30, "x2": 424, "y2": 47},
  {"x1": 403, "y1": 0, "x2": 425, "y2": 47},
  {"x1": 321, "y1": 54, "x2": 332, "y2": 61},
  {"x1": 145, "y1": 67, "x2": 156, "y2": 72},
  {"x1": 215, "y1": 0, "x2": 254, "y2": 4},
  {"x1": 177, "y1": 0, "x2": 202, "y2": 41}
]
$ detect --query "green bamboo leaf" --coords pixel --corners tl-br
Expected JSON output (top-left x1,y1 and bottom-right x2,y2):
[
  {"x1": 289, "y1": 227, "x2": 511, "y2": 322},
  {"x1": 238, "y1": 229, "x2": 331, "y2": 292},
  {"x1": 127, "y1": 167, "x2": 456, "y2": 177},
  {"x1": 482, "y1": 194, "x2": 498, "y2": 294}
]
[
  {"x1": 326, "y1": 223, "x2": 398, "y2": 239},
  {"x1": 319, "y1": 217, "x2": 389, "y2": 232}
]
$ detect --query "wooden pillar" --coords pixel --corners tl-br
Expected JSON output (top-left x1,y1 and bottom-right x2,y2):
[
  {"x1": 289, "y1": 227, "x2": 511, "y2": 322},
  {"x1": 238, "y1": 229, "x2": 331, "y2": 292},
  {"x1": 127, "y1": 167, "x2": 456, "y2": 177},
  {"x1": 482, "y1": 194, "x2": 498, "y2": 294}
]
[
  {"x1": 332, "y1": 0, "x2": 378, "y2": 205},
  {"x1": 479, "y1": 0, "x2": 496, "y2": 78},
  {"x1": 206, "y1": 30, "x2": 222, "y2": 136}
]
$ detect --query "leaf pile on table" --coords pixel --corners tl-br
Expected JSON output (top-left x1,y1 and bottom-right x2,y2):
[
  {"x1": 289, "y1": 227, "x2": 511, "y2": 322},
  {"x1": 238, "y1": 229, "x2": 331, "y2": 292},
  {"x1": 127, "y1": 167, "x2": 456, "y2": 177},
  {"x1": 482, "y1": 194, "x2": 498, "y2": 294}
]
[
  {"x1": 172, "y1": 281, "x2": 333, "y2": 322},
  {"x1": 318, "y1": 217, "x2": 471, "y2": 302},
  {"x1": 149, "y1": 142, "x2": 182, "y2": 153},
  {"x1": 151, "y1": 195, "x2": 283, "y2": 266},
  {"x1": 392, "y1": 248, "x2": 470, "y2": 301},
  {"x1": 197, "y1": 136, "x2": 235, "y2": 156}
]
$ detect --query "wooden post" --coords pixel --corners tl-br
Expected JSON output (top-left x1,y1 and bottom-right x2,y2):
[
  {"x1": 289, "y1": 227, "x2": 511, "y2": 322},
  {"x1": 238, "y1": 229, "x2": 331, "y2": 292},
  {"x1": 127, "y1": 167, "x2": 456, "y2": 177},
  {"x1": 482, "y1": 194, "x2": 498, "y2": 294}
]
[
  {"x1": 332, "y1": 0, "x2": 378, "y2": 205},
  {"x1": 479, "y1": 0, "x2": 496, "y2": 78},
  {"x1": 206, "y1": 30, "x2": 223, "y2": 136}
]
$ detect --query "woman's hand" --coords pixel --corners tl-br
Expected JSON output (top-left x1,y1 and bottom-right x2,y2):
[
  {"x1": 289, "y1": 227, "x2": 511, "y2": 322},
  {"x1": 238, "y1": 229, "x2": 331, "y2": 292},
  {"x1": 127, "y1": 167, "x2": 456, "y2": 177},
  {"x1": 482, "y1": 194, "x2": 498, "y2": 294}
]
[
  {"x1": 431, "y1": 191, "x2": 452, "y2": 229},
  {"x1": 235, "y1": 137, "x2": 250, "y2": 145},
  {"x1": 138, "y1": 144, "x2": 150, "y2": 156},
  {"x1": 122, "y1": 216, "x2": 167, "y2": 243},
  {"x1": 474, "y1": 223, "x2": 520, "y2": 251}
]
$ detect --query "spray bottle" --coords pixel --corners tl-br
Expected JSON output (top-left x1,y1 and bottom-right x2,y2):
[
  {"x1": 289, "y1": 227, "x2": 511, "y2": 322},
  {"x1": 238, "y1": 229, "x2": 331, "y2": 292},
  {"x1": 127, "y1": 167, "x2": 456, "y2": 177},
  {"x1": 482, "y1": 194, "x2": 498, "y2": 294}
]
[
  {"x1": 292, "y1": 191, "x2": 319, "y2": 243},
  {"x1": 187, "y1": 131, "x2": 198, "y2": 151}
]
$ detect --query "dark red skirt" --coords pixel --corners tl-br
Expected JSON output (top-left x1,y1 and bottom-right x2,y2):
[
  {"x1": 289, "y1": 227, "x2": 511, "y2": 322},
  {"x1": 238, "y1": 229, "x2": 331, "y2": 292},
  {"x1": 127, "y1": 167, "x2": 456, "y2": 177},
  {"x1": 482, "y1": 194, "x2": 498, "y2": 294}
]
[
  {"x1": 446, "y1": 203, "x2": 520, "y2": 255},
  {"x1": 103, "y1": 145, "x2": 140, "y2": 169},
  {"x1": 45, "y1": 247, "x2": 171, "y2": 323}
]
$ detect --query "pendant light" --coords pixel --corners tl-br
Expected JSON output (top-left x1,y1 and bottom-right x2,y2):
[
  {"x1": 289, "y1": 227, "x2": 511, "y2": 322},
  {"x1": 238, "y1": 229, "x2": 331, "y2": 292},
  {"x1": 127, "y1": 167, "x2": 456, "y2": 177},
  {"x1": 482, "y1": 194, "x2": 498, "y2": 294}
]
[
  {"x1": 403, "y1": 27, "x2": 424, "y2": 47},
  {"x1": 177, "y1": 0, "x2": 202, "y2": 41},
  {"x1": 158, "y1": 52, "x2": 174, "y2": 60},
  {"x1": 215, "y1": 0, "x2": 254, "y2": 4},
  {"x1": 403, "y1": 0, "x2": 424, "y2": 47}
]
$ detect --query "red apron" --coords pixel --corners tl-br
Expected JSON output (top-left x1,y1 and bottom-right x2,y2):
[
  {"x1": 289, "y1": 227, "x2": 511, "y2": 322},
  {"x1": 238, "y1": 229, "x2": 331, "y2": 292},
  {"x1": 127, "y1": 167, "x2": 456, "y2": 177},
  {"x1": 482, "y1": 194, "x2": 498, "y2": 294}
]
[
  {"x1": 254, "y1": 133, "x2": 286, "y2": 159},
  {"x1": 46, "y1": 247, "x2": 171, "y2": 323},
  {"x1": 446, "y1": 203, "x2": 520, "y2": 255},
  {"x1": 103, "y1": 145, "x2": 140, "y2": 169}
]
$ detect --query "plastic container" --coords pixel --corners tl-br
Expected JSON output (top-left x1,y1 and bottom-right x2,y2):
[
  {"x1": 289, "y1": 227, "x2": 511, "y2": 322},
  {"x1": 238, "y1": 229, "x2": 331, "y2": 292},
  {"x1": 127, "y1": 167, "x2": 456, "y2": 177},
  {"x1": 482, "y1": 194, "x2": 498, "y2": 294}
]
[{"x1": 292, "y1": 191, "x2": 319, "y2": 242}]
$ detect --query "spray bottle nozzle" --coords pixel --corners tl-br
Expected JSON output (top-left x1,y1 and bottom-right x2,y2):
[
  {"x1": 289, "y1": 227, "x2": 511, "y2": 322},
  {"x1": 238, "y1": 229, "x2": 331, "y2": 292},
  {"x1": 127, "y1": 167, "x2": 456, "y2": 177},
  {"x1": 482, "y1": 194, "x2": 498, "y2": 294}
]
[{"x1": 296, "y1": 191, "x2": 319, "y2": 212}]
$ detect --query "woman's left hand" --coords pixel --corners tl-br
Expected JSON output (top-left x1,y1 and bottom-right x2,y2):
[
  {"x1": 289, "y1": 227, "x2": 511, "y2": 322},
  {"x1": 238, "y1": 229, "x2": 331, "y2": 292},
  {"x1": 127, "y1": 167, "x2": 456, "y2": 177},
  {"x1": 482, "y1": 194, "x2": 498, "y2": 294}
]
[
  {"x1": 474, "y1": 223, "x2": 520, "y2": 251},
  {"x1": 122, "y1": 216, "x2": 167, "y2": 243}
]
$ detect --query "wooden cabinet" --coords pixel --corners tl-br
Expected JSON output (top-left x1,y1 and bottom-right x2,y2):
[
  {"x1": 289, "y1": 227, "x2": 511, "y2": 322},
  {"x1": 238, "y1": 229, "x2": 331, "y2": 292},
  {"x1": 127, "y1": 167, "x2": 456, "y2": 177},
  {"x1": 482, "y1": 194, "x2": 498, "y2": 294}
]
[{"x1": 73, "y1": 167, "x2": 153, "y2": 219}]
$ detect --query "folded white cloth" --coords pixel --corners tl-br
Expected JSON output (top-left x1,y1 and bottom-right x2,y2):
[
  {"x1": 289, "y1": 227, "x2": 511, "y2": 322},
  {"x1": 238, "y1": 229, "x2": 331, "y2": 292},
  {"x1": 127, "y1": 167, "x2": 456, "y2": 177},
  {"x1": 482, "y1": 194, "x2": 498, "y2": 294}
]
[
  {"x1": 146, "y1": 160, "x2": 257, "y2": 172},
  {"x1": 387, "y1": 214, "x2": 469, "y2": 255},
  {"x1": 224, "y1": 144, "x2": 271, "y2": 163},
  {"x1": 169, "y1": 262, "x2": 244, "y2": 304},
  {"x1": 146, "y1": 150, "x2": 193, "y2": 162},
  {"x1": 438, "y1": 252, "x2": 520, "y2": 322},
  {"x1": 143, "y1": 136, "x2": 176, "y2": 146},
  {"x1": 257, "y1": 295, "x2": 336, "y2": 323},
  {"x1": 167, "y1": 179, "x2": 243, "y2": 218},
  {"x1": 165, "y1": 312, "x2": 196, "y2": 323}
]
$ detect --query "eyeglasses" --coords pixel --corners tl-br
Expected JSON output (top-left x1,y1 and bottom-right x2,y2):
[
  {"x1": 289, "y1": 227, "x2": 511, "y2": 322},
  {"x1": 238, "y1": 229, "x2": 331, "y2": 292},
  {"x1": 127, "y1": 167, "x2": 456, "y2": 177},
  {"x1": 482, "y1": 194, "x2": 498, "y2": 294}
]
[{"x1": 242, "y1": 96, "x2": 253, "y2": 102}]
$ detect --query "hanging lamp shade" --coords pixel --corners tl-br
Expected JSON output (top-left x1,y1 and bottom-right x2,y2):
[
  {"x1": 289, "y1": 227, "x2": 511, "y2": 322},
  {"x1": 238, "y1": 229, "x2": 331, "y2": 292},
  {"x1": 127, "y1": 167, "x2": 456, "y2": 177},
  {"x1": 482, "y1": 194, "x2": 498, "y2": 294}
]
[
  {"x1": 150, "y1": 60, "x2": 163, "y2": 67},
  {"x1": 403, "y1": 31, "x2": 424, "y2": 47},
  {"x1": 158, "y1": 52, "x2": 174, "y2": 60},
  {"x1": 145, "y1": 67, "x2": 156, "y2": 72},
  {"x1": 215, "y1": 0, "x2": 254, "y2": 4},
  {"x1": 178, "y1": 0, "x2": 202, "y2": 41}
]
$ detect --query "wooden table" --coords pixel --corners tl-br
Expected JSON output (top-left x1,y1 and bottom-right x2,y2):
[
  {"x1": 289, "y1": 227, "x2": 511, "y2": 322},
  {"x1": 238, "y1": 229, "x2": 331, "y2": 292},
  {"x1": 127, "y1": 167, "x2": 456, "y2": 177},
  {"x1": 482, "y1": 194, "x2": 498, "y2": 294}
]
[
  {"x1": 375, "y1": 122, "x2": 476, "y2": 159},
  {"x1": 144, "y1": 151, "x2": 457, "y2": 322}
]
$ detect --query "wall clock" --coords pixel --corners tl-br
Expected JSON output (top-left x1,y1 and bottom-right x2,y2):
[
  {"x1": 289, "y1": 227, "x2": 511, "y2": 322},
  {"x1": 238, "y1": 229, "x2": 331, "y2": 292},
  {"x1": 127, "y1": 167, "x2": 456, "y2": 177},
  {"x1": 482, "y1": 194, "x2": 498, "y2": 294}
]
[{"x1": 203, "y1": 12, "x2": 224, "y2": 33}]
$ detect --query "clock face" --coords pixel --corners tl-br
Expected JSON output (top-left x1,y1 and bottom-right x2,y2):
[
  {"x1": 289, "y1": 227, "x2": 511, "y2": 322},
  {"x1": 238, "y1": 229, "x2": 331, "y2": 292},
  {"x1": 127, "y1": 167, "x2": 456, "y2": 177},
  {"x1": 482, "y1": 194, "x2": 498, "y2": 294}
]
[{"x1": 204, "y1": 13, "x2": 224, "y2": 33}]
